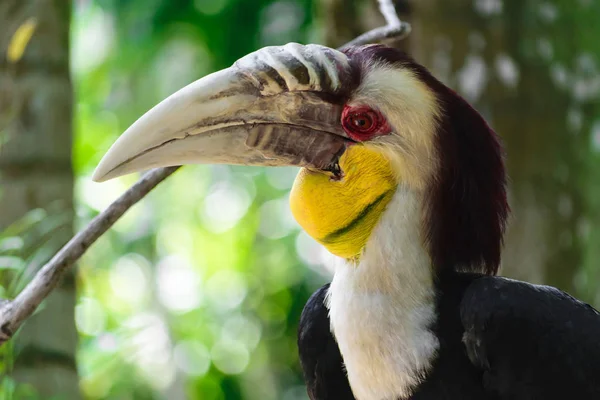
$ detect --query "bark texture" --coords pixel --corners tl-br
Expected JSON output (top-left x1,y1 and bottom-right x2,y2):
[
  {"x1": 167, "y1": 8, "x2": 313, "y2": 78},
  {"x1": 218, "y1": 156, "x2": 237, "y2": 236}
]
[
  {"x1": 0, "y1": 0, "x2": 80, "y2": 398},
  {"x1": 412, "y1": 0, "x2": 585, "y2": 292}
]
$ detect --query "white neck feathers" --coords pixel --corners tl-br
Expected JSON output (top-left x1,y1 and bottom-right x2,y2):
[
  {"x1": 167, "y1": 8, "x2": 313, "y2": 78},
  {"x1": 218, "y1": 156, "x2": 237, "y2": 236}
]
[{"x1": 326, "y1": 187, "x2": 439, "y2": 400}]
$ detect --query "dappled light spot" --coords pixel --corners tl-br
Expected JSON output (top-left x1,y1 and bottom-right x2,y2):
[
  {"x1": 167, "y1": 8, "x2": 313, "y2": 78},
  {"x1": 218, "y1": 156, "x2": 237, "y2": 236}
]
[
  {"x1": 200, "y1": 182, "x2": 252, "y2": 233},
  {"x1": 157, "y1": 255, "x2": 203, "y2": 313},
  {"x1": 474, "y1": 0, "x2": 503, "y2": 16},
  {"x1": 211, "y1": 339, "x2": 250, "y2": 375},
  {"x1": 295, "y1": 231, "x2": 322, "y2": 266},
  {"x1": 124, "y1": 314, "x2": 171, "y2": 362},
  {"x1": 78, "y1": 176, "x2": 154, "y2": 239},
  {"x1": 573, "y1": 78, "x2": 598, "y2": 102},
  {"x1": 222, "y1": 314, "x2": 263, "y2": 351},
  {"x1": 259, "y1": 195, "x2": 299, "y2": 239},
  {"x1": 538, "y1": 2, "x2": 559, "y2": 23},
  {"x1": 550, "y1": 63, "x2": 569, "y2": 89},
  {"x1": 72, "y1": 5, "x2": 114, "y2": 75},
  {"x1": 153, "y1": 36, "x2": 212, "y2": 99},
  {"x1": 96, "y1": 333, "x2": 118, "y2": 352},
  {"x1": 174, "y1": 340, "x2": 211, "y2": 376},
  {"x1": 537, "y1": 38, "x2": 554, "y2": 60},
  {"x1": 260, "y1": 1, "x2": 305, "y2": 46},
  {"x1": 78, "y1": 175, "x2": 128, "y2": 212},
  {"x1": 124, "y1": 313, "x2": 176, "y2": 389},
  {"x1": 156, "y1": 222, "x2": 195, "y2": 258},
  {"x1": 230, "y1": 165, "x2": 264, "y2": 180},
  {"x1": 457, "y1": 54, "x2": 487, "y2": 102},
  {"x1": 592, "y1": 121, "x2": 600, "y2": 151},
  {"x1": 266, "y1": 166, "x2": 300, "y2": 190},
  {"x1": 227, "y1": 167, "x2": 259, "y2": 199},
  {"x1": 295, "y1": 231, "x2": 335, "y2": 276},
  {"x1": 109, "y1": 254, "x2": 150, "y2": 308},
  {"x1": 495, "y1": 53, "x2": 519, "y2": 88},
  {"x1": 205, "y1": 269, "x2": 248, "y2": 312},
  {"x1": 576, "y1": 53, "x2": 598, "y2": 76},
  {"x1": 431, "y1": 37, "x2": 453, "y2": 82},
  {"x1": 76, "y1": 297, "x2": 107, "y2": 336},
  {"x1": 571, "y1": 54, "x2": 600, "y2": 102}
]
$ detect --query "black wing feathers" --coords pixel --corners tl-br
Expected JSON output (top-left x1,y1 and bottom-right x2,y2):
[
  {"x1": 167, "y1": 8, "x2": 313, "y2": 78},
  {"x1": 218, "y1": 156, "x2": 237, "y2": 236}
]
[
  {"x1": 461, "y1": 276, "x2": 600, "y2": 399},
  {"x1": 298, "y1": 284, "x2": 355, "y2": 400}
]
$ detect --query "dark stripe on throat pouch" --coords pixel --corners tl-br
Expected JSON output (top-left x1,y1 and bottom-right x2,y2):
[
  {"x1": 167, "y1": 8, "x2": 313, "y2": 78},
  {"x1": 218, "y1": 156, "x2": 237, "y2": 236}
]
[{"x1": 320, "y1": 190, "x2": 392, "y2": 245}]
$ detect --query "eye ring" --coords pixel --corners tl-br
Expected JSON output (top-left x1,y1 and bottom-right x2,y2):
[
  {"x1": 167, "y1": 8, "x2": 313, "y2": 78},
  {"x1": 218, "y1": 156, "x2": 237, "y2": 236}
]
[{"x1": 341, "y1": 106, "x2": 390, "y2": 141}]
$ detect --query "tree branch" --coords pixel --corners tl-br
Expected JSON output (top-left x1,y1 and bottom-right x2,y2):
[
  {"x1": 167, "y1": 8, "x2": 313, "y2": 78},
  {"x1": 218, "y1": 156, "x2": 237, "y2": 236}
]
[
  {"x1": 342, "y1": 23, "x2": 411, "y2": 48},
  {"x1": 0, "y1": 167, "x2": 179, "y2": 344},
  {"x1": 0, "y1": 3, "x2": 411, "y2": 346},
  {"x1": 378, "y1": 0, "x2": 402, "y2": 27},
  {"x1": 342, "y1": 0, "x2": 411, "y2": 48}
]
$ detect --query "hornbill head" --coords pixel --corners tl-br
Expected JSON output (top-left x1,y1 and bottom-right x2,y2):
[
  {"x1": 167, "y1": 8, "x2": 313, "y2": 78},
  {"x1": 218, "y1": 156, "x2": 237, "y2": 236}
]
[{"x1": 94, "y1": 43, "x2": 508, "y2": 274}]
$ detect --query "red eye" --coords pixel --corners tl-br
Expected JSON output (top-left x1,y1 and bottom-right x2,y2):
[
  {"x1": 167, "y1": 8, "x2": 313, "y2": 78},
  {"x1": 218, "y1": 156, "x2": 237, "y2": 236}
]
[
  {"x1": 341, "y1": 105, "x2": 390, "y2": 141},
  {"x1": 350, "y1": 112, "x2": 375, "y2": 131}
]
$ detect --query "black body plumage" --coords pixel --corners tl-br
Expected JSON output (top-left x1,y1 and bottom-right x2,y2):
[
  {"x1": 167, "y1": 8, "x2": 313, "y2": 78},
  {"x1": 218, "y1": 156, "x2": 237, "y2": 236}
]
[
  {"x1": 298, "y1": 270, "x2": 600, "y2": 399},
  {"x1": 288, "y1": 45, "x2": 600, "y2": 400},
  {"x1": 298, "y1": 284, "x2": 356, "y2": 400}
]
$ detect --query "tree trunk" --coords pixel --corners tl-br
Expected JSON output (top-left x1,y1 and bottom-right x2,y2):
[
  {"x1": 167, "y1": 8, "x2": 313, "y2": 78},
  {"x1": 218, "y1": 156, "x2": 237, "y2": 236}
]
[
  {"x1": 0, "y1": 0, "x2": 80, "y2": 398},
  {"x1": 412, "y1": 0, "x2": 586, "y2": 294}
]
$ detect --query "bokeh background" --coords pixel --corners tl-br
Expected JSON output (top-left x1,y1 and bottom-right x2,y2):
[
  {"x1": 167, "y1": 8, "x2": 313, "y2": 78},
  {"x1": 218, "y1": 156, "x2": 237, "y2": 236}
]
[{"x1": 0, "y1": 0, "x2": 599, "y2": 399}]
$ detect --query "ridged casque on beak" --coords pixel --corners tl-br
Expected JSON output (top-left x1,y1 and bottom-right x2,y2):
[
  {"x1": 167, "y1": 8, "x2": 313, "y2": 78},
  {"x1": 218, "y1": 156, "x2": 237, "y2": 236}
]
[{"x1": 93, "y1": 43, "x2": 358, "y2": 182}]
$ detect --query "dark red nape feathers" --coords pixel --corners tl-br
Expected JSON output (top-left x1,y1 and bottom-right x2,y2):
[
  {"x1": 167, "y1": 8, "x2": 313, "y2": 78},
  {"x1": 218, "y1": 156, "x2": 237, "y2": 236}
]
[{"x1": 344, "y1": 45, "x2": 509, "y2": 275}]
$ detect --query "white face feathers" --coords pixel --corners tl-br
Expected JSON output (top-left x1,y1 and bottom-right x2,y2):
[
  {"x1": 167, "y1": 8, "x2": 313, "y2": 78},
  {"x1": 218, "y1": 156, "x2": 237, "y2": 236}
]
[
  {"x1": 324, "y1": 60, "x2": 445, "y2": 400},
  {"x1": 350, "y1": 61, "x2": 442, "y2": 191}
]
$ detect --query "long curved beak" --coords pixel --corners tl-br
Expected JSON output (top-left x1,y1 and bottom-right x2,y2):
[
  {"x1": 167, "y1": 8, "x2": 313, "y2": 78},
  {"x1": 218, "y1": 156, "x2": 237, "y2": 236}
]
[{"x1": 93, "y1": 43, "x2": 356, "y2": 182}]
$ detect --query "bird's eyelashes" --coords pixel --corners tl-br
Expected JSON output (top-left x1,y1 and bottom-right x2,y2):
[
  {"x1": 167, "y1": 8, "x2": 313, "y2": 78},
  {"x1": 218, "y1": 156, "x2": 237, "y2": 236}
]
[{"x1": 341, "y1": 105, "x2": 391, "y2": 142}]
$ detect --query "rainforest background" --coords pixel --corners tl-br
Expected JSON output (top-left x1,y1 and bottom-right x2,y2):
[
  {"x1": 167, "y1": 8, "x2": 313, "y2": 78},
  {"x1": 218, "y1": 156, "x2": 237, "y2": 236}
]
[{"x1": 1, "y1": 0, "x2": 599, "y2": 399}]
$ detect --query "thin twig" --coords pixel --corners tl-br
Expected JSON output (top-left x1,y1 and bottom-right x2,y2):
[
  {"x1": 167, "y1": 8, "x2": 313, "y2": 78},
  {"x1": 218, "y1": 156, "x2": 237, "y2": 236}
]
[
  {"x1": 0, "y1": 167, "x2": 179, "y2": 344},
  {"x1": 378, "y1": 0, "x2": 402, "y2": 27},
  {"x1": 341, "y1": 0, "x2": 411, "y2": 48},
  {"x1": 0, "y1": 2, "x2": 411, "y2": 346},
  {"x1": 341, "y1": 23, "x2": 411, "y2": 49}
]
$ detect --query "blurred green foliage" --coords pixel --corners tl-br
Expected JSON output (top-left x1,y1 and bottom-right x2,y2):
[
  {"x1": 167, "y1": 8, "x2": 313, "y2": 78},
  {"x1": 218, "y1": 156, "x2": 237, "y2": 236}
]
[
  {"x1": 1, "y1": 0, "x2": 600, "y2": 399},
  {"x1": 70, "y1": 0, "x2": 600, "y2": 396},
  {"x1": 0, "y1": 207, "x2": 70, "y2": 400},
  {"x1": 71, "y1": 0, "x2": 328, "y2": 399}
]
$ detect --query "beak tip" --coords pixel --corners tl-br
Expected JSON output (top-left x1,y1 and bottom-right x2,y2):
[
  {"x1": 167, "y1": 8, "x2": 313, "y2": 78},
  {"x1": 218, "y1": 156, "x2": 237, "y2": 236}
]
[
  {"x1": 93, "y1": 144, "x2": 129, "y2": 182},
  {"x1": 92, "y1": 159, "x2": 116, "y2": 182},
  {"x1": 91, "y1": 169, "x2": 107, "y2": 183}
]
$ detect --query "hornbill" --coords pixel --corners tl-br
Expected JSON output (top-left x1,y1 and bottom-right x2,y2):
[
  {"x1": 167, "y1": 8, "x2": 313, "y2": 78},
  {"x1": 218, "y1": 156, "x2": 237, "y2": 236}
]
[{"x1": 93, "y1": 44, "x2": 600, "y2": 399}]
